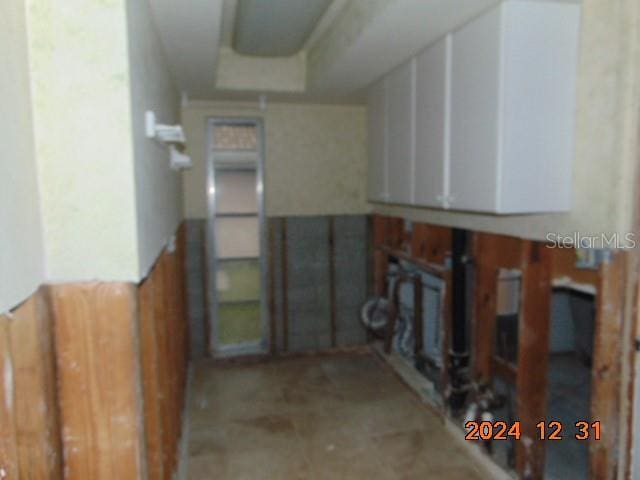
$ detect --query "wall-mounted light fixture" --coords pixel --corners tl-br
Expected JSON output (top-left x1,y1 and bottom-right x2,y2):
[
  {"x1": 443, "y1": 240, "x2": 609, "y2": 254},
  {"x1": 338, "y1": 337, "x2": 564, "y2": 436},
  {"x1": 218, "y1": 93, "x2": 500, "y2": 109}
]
[
  {"x1": 145, "y1": 110, "x2": 185, "y2": 143},
  {"x1": 145, "y1": 110, "x2": 192, "y2": 170}
]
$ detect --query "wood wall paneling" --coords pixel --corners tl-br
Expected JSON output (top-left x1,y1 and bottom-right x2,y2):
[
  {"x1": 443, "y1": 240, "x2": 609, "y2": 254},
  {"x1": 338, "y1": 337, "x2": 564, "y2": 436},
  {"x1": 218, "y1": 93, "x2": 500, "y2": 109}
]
[
  {"x1": 0, "y1": 225, "x2": 189, "y2": 480},
  {"x1": 162, "y1": 252, "x2": 180, "y2": 475},
  {"x1": 0, "y1": 290, "x2": 63, "y2": 479},
  {"x1": 139, "y1": 272, "x2": 164, "y2": 480},
  {"x1": 0, "y1": 315, "x2": 19, "y2": 479},
  {"x1": 49, "y1": 283, "x2": 145, "y2": 480},
  {"x1": 10, "y1": 293, "x2": 62, "y2": 479}
]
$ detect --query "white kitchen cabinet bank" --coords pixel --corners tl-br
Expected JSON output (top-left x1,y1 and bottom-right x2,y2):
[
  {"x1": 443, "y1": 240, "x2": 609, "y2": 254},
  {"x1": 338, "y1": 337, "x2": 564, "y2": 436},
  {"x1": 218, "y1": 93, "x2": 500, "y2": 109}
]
[{"x1": 367, "y1": 0, "x2": 580, "y2": 214}]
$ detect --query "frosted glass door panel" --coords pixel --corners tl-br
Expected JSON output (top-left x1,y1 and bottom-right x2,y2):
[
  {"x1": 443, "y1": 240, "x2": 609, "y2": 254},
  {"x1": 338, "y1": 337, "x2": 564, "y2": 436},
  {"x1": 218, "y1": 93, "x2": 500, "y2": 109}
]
[
  {"x1": 209, "y1": 120, "x2": 265, "y2": 354},
  {"x1": 216, "y1": 259, "x2": 261, "y2": 302},
  {"x1": 215, "y1": 217, "x2": 259, "y2": 259},
  {"x1": 215, "y1": 170, "x2": 258, "y2": 214},
  {"x1": 218, "y1": 302, "x2": 261, "y2": 345}
]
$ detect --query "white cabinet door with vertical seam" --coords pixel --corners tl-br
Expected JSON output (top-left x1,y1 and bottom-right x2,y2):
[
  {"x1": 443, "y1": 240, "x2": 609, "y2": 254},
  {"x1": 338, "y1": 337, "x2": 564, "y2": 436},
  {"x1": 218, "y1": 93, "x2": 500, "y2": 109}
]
[
  {"x1": 414, "y1": 35, "x2": 451, "y2": 208},
  {"x1": 449, "y1": 6, "x2": 501, "y2": 212},
  {"x1": 386, "y1": 59, "x2": 415, "y2": 205},
  {"x1": 367, "y1": 78, "x2": 388, "y2": 202}
]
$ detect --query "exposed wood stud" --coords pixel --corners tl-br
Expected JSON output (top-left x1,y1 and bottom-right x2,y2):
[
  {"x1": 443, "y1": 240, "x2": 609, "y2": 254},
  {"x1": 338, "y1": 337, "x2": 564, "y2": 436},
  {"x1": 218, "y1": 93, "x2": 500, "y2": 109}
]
[
  {"x1": 373, "y1": 215, "x2": 388, "y2": 248},
  {"x1": 591, "y1": 251, "x2": 626, "y2": 480},
  {"x1": 411, "y1": 222, "x2": 429, "y2": 260},
  {"x1": 413, "y1": 275, "x2": 423, "y2": 358},
  {"x1": 366, "y1": 215, "x2": 374, "y2": 298},
  {"x1": 515, "y1": 240, "x2": 552, "y2": 480},
  {"x1": 473, "y1": 263, "x2": 498, "y2": 380},
  {"x1": 373, "y1": 250, "x2": 388, "y2": 297}
]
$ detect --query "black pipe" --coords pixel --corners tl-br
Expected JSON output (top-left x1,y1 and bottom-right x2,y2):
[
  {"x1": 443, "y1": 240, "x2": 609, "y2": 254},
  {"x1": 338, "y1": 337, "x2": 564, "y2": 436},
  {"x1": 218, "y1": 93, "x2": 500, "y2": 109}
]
[{"x1": 449, "y1": 228, "x2": 470, "y2": 410}]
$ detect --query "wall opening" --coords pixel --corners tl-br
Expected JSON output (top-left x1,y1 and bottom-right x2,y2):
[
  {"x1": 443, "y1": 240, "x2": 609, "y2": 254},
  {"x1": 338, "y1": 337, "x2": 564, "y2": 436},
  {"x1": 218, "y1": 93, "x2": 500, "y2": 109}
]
[{"x1": 544, "y1": 287, "x2": 595, "y2": 479}]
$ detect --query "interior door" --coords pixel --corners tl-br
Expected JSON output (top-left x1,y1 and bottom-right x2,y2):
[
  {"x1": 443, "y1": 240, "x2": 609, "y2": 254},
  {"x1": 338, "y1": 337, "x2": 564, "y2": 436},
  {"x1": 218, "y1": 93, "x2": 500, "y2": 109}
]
[{"x1": 206, "y1": 119, "x2": 268, "y2": 357}]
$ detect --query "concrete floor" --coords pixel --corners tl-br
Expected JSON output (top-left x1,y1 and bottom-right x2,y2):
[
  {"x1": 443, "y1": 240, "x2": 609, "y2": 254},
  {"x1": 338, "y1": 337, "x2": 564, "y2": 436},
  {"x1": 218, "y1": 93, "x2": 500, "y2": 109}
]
[{"x1": 186, "y1": 353, "x2": 490, "y2": 479}]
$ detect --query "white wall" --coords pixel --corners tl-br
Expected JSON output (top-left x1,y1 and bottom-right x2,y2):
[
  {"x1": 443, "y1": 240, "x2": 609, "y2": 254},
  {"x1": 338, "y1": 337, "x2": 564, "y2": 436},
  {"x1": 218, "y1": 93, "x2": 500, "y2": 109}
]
[
  {"x1": 181, "y1": 101, "x2": 369, "y2": 218},
  {"x1": 0, "y1": 0, "x2": 45, "y2": 313},
  {"x1": 126, "y1": 0, "x2": 183, "y2": 278},
  {"x1": 374, "y1": 0, "x2": 640, "y2": 241},
  {"x1": 26, "y1": 0, "x2": 140, "y2": 282},
  {"x1": 23, "y1": 0, "x2": 183, "y2": 284}
]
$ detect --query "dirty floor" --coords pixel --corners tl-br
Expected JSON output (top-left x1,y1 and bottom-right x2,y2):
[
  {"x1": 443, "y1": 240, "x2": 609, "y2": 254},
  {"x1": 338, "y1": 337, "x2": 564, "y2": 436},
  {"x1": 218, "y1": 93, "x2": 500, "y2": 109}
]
[{"x1": 186, "y1": 353, "x2": 490, "y2": 479}]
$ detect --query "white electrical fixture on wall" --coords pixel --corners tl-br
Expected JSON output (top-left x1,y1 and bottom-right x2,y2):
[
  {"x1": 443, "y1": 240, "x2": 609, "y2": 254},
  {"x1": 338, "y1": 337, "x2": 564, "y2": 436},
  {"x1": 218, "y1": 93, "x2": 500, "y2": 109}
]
[
  {"x1": 169, "y1": 146, "x2": 192, "y2": 171},
  {"x1": 145, "y1": 110, "x2": 193, "y2": 170},
  {"x1": 367, "y1": 0, "x2": 580, "y2": 214}
]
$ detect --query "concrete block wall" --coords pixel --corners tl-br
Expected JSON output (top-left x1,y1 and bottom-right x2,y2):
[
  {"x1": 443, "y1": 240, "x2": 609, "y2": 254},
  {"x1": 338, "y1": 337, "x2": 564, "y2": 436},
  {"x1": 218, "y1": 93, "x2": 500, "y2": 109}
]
[
  {"x1": 286, "y1": 217, "x2": 332, "y2": 352},
  {"x1": 184, "y1": 215, "x2": 370, "y2": 358},
  {"x1": 333, "y1": 216, "x2": 368, "y2": 346}
]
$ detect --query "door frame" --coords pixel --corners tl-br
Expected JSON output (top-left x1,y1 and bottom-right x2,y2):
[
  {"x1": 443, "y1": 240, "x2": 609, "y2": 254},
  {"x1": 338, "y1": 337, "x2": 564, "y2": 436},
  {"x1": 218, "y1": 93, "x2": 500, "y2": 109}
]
[{"x1": 205, "y1": 116, "x2": 269, "y2": 357}]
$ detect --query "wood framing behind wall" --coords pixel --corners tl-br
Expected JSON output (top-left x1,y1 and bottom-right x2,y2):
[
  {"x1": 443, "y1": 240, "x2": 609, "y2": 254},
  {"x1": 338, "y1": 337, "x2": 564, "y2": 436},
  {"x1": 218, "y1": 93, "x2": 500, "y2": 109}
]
[
  {"x1": 0, "y1": 223, "x2": 189, "y2": 479},
  {"x1": 371, "y1": 215, "x2": 634, "y2": 480}
]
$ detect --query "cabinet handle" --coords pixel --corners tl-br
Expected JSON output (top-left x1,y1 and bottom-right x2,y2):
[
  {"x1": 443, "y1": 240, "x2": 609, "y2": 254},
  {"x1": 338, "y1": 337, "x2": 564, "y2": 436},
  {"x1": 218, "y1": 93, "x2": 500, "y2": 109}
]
[{"x1": 437, "y1": 194, "x2": 452, "y2": 209}]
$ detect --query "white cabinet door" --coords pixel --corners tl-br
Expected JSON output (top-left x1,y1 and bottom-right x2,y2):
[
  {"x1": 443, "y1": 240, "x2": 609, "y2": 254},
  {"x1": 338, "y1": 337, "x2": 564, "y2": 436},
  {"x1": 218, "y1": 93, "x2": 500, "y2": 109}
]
[
  {"x1": 367, "y1": 78, "x2": 388, "y2": 202},
  {"x1": 497, "y1": 1, "x2": 578, "y2": 213},
  {"x1": 386, "y1": 59, "x2": 415, "y2": 205},
  {"x1": 414, "y1": 35, "x2": 451, "y2": 208},
  {"x1": 449, "y1": 7, "x2": 501, "y2": 212}
]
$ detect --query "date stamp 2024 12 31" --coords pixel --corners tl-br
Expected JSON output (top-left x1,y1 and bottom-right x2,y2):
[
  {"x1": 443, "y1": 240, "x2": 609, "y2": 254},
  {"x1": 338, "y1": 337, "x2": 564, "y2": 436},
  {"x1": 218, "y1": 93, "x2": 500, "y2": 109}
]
[{"x1": 465, "y1": 421, "x2": 601, "y2": 441}]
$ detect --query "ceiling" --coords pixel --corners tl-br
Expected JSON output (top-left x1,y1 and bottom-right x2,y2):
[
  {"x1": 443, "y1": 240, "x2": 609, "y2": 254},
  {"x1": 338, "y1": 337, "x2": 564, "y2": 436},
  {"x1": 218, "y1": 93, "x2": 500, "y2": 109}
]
[
  {"x1": 233, "y1": 0, "x2": 333, "y2": 56},
  {"x1": 150, "y1": 0, "x2": 502, "y2": 104}
]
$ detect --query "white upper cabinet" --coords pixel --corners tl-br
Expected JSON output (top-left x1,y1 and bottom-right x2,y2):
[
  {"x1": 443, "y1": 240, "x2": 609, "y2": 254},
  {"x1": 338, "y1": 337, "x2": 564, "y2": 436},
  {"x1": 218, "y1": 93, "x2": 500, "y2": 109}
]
[
  {"x1": 449, "y1": 0, "x2": 579, "y2": 213},
  {"x1": 366, "y1": 0, "x2": 580, "y2": 214},
  {"x1": 386, "y1": 60, "x2": 416, "y2": 205},
  {"x1": 449, "y1": 6, "x2": 502, "y2": 212},
  {"x1": 414, "y1": 35, "x2": 451, "y2": 208},
  {"x1": 367, "y1": 77, "x2": 388, "y2": 202}
]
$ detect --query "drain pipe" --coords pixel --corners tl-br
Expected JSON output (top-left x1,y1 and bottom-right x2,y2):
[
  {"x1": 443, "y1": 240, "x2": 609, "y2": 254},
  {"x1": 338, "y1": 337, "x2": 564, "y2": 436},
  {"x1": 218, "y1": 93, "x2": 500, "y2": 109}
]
[{"x1": 448, "y1": 228, "x2": 471, "y2": 411}]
